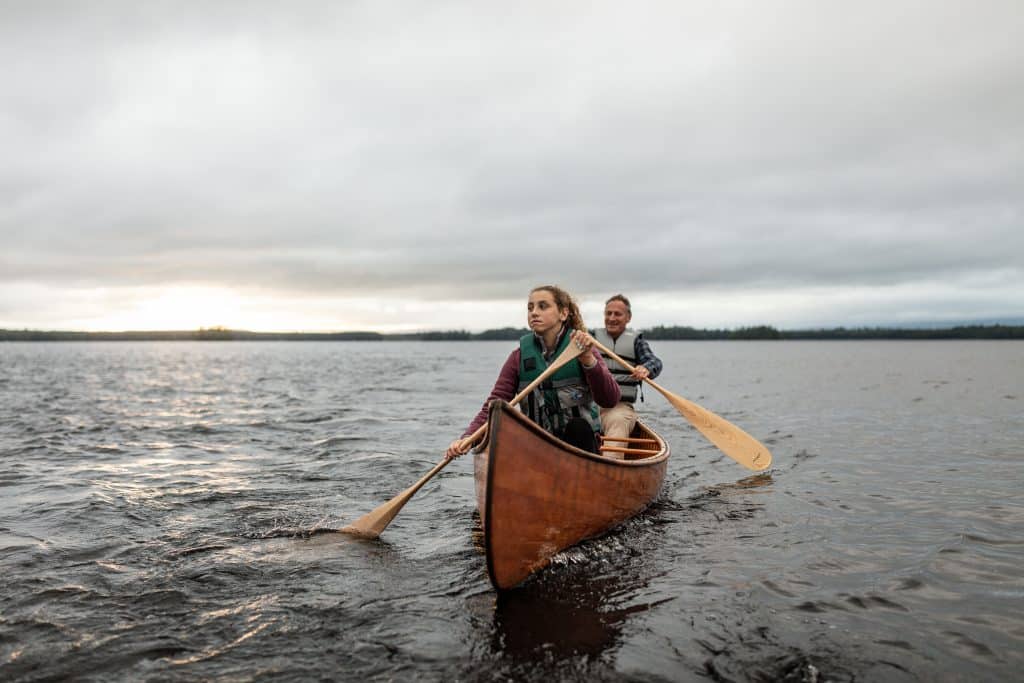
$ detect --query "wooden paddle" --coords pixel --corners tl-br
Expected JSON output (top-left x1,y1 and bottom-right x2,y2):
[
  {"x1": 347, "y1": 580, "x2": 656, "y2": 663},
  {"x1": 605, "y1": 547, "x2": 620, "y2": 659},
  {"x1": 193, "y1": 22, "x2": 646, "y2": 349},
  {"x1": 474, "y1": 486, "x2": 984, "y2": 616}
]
[
  {"x1": 591, "y1": 339, "x2": 773, "y2": 471},
  {"x1": 340, "y1": 337, "x2": 586, "y2": 539}
]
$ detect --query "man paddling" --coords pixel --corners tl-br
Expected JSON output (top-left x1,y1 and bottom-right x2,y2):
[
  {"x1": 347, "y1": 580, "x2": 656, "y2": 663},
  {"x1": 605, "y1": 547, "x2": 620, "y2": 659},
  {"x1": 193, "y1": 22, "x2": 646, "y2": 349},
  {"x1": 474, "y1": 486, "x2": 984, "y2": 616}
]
[{"x1": 592, "y1": 294, "x2": 663, "y2": 455}]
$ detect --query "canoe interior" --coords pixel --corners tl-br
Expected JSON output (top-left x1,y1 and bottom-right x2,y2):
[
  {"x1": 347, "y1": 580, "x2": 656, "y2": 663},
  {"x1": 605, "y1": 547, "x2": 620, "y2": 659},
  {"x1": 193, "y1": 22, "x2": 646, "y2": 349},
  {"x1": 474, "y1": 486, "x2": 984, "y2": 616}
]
[{"x1": 474, "y1": 400, "x2": 669, "y2": 590}]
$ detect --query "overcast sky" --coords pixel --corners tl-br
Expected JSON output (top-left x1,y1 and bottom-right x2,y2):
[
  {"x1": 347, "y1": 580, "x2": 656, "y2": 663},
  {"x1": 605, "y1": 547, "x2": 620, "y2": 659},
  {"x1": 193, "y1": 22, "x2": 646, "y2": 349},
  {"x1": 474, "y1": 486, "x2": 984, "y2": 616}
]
[{"x1": 2, "y1": 1, "x2": 1022, "y2": 332}]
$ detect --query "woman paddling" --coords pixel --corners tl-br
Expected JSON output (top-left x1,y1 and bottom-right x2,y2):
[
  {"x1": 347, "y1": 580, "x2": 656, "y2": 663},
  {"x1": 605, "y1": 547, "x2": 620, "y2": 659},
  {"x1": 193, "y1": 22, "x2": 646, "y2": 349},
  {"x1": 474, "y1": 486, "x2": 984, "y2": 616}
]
[{"x1": 446, "y1": 285, "x2": 620, "y2": 458}]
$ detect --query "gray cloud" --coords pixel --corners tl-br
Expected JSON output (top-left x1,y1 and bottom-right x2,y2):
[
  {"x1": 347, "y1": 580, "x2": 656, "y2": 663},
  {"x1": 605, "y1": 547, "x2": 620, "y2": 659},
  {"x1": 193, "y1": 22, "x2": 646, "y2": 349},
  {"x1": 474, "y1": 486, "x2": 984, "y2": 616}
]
[{"x1": 2, "y1": 1, "x2": 1022, "y2": 329}]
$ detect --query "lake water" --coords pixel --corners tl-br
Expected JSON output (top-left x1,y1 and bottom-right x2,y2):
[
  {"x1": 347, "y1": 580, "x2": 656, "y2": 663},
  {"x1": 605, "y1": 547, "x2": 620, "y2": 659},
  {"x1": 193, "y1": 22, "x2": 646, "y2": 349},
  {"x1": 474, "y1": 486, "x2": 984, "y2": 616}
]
[{"x1": 1, "y1": 340, "x2": 1022, "y2": 682}]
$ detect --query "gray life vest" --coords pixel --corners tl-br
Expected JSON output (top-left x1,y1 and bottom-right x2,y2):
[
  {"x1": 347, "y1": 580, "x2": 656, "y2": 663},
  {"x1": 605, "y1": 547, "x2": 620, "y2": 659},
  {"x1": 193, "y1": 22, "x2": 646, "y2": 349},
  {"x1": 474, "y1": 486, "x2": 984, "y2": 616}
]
[{"x1": 592, "y1": 328, "x2": 640, "y2": 402}]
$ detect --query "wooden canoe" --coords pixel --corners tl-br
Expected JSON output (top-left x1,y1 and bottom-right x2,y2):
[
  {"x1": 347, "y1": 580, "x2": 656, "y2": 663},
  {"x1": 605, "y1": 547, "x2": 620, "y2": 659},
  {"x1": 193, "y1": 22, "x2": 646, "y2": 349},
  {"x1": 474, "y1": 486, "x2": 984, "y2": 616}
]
[{"x1": 474, "y1": 400, "x2": 670, "y2": 590}]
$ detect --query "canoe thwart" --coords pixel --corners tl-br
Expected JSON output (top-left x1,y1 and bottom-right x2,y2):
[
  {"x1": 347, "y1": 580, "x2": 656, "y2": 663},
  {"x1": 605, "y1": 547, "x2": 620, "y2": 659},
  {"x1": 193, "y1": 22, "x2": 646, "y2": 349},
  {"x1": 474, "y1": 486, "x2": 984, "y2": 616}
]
[
  {"x1": 599, "y1": 435, "x2": 660, "y2": 445},
  {"x1": 598, "y1": 445, "x2": 663, "y2": 456}
]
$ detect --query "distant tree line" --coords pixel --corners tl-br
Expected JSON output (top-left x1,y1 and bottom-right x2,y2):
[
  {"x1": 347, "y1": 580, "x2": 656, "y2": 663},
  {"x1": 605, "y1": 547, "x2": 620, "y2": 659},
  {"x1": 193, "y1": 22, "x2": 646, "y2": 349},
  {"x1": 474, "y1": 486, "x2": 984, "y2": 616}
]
[
  {"x1": 779, "y1": 325, "x2": 1024, "y2": 340},
  {"x1": 642, "y1": 324, "x2": 1024, "y2": 340},
  {"x1": 2, "y1": 324, "x2": 1022, "y2": 342},
  {"x1": 0, "y1": 328, "x2": 385, "y2": 342},
  {"x1": 643, "y1": 325, "x2": 784, "y2": 340}
]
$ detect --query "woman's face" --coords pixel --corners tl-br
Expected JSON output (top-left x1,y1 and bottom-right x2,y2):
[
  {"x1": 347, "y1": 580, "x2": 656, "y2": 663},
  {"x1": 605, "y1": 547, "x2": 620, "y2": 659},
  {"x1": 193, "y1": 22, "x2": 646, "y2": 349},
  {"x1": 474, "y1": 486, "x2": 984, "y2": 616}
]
[{"x1": 527, "y1": 289, "x2": 567, "y2": 336}]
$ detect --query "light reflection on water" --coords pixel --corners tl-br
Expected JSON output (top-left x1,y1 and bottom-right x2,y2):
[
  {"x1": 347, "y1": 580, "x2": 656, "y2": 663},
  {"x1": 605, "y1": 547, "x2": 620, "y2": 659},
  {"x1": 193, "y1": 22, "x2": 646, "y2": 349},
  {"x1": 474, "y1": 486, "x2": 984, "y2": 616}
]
[{"x1": 0, "y1": 340, "x2": 1022, "y2": 681}]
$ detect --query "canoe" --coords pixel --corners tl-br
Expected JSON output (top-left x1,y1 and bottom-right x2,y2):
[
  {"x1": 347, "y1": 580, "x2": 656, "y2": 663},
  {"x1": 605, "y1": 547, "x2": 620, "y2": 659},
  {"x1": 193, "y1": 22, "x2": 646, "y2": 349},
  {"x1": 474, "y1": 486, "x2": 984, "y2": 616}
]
[{"x1": 474, "y1": 399, "x2": 670, "y2": 590}]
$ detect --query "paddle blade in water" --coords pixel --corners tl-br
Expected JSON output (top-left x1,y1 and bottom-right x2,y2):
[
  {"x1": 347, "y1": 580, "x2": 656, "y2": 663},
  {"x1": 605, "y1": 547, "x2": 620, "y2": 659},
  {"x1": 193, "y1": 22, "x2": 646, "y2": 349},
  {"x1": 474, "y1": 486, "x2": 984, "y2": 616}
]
[{"x1": 339, "y1": 459, "x2": 450, "y2": 538}]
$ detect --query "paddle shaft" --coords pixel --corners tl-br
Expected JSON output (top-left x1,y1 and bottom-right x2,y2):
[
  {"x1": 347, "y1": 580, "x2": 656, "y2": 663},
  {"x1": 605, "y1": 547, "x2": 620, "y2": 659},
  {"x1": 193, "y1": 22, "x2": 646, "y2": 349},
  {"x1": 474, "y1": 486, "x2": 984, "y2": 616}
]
[
  {"x1": 591, "y1": 339, "x2": 772, "y2": 471},
  {"x1": 340, "y1": 337, "x2": 586, "y2": 538}
]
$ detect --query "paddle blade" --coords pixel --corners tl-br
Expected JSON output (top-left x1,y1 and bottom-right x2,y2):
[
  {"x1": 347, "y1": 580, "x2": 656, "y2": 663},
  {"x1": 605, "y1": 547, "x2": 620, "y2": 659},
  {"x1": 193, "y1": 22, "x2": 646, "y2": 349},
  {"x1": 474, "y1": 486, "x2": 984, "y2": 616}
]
[
  {"x1": 590, "y1": 338, "x2": 772, "y2": 471},
  {"x1": 657, "y1": 385, "x2": 772, "y2": 471},
  {"x1": 339, "y1": 458, "x2": 450, "y2": 538},
  {"x1": 340, "y1": 502, "x2": 405, "y2": 539}
]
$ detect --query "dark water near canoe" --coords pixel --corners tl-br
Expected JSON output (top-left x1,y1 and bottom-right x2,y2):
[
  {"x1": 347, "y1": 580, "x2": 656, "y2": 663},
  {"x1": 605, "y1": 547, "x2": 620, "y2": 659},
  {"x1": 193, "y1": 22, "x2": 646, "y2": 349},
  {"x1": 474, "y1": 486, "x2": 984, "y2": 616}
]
[{"x1": 1, "y1": 340, "x2": 1022, "y2": 682}]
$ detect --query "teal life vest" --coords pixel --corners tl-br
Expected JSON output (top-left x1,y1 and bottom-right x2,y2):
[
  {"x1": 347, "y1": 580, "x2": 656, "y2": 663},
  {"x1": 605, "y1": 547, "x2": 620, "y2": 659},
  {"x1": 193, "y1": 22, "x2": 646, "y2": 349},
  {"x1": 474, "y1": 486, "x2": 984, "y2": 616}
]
[
  {"x1": 592, "y1": 328, "x2": 640, "y2": 402},
  {"x1": 517, "y1": 330, "x2": 602, "y2": 435}
]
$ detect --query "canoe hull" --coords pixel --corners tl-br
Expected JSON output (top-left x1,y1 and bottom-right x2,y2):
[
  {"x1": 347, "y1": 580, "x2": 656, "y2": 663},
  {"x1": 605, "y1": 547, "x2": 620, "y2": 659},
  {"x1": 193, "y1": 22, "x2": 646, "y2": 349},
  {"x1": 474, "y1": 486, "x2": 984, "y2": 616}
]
[{"x1": 474, "y1": 400, "x2": 669, "y2": 590}]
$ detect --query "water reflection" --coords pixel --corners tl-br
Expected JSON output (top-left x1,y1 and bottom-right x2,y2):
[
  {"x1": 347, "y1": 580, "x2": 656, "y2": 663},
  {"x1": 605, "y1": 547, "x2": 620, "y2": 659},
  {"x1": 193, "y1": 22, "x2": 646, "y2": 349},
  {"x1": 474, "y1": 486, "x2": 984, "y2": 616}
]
[
  {"x1": 493, "y1": 585, "x2": 616, "y2": 659},
  {"x1": 718, "y1": 472, "x2": 774, "y2": 490},
  {"x1": 489, "y1": 571, "x2": 672, "y2": 662}
]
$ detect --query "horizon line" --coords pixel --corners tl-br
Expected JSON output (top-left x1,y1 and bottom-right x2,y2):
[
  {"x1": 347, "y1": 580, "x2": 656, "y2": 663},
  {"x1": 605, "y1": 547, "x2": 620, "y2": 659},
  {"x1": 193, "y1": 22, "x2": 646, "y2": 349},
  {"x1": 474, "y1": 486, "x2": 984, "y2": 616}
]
[{"x1": 3, "y1": 320, "x2": 1024, "y2": 336}]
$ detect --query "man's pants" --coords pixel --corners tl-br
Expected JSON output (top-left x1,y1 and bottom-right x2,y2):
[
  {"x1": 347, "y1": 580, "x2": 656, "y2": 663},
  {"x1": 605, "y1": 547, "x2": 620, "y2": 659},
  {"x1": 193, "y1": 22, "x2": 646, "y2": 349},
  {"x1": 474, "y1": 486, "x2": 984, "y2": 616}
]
[{"x1": 600, "y1": 401, "x2": 637, "y2": 441}]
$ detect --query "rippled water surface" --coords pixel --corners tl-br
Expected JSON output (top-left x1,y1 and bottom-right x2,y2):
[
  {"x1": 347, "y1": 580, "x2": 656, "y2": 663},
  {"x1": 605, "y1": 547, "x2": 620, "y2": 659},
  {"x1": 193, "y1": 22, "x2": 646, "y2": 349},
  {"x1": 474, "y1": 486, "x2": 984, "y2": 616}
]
[{"x1": 1, "y1": 340, "x2": 1022, "y2": 681}]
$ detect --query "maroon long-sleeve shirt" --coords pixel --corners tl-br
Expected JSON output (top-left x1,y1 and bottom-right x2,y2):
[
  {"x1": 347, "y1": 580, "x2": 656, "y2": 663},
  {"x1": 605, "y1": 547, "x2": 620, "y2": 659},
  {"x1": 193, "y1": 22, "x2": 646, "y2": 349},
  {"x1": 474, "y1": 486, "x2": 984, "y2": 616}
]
[{"x1": 461, "y1": 347, "x2": 621, "y2": 438}]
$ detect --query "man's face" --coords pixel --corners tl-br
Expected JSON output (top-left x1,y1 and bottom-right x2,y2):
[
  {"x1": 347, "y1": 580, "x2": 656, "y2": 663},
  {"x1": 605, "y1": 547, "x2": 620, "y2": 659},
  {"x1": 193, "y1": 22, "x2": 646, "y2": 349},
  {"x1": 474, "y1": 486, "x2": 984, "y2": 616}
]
[{"x1": 604, "y1": 300, "x2": 631, "y2": 338}]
